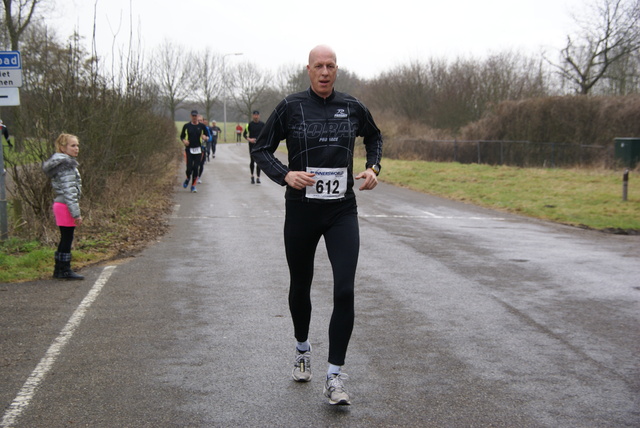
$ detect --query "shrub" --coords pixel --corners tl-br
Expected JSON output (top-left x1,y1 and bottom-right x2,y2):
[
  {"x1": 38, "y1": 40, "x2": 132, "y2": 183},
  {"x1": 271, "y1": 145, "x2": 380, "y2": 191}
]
[
  {"x1": 3, "y1": 25, "x2": 179, "y2": 249},
  {"x1": 460, "y1": 95, "x2": 640, "y2": 145}
]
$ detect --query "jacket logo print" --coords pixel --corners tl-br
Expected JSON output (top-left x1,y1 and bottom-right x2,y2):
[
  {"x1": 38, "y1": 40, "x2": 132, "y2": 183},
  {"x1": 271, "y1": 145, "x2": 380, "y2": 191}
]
[
  {"x1": 292, "y1": 121, "x2": 357, "y2": 139},
  {"x1": 334, "y1": 109, "x2": 348, "y2": 118}
]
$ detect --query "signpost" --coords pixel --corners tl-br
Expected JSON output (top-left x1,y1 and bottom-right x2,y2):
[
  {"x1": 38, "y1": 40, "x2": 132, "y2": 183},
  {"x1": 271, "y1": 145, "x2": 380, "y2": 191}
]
[
  {"x1": 0, "y1": 51, "x2": 21, "y2": 239},
  {"x1": 0, "y1": 88, "x2": 21, "y2": 106},
  {"x1": 0, "y1": 51, "x2": 21, "y2": 107},
  {"x1": 0, "y1": 51, "x2": 22, "y2": 91}
]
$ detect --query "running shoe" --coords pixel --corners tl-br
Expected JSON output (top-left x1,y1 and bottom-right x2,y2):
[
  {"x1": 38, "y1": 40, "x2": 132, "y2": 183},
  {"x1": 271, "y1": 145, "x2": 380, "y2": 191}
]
[
  {"x1": 256, "y1": 177, "x2": 261, "y2": 184},
  {"x1": 198, "y1": 178, "x2": 202, "y2": 184},
  {"x1": 251, "y1": 177, "x2": 255, "y2": 184},
  {"x1": 292, "y1": 348, "x2": 312, "y2": 382},
  {"x1": 191, "y1": 185, "x2": 197, "y2": 193},
  {"x1": 324, "y1": 373, "x2": 350, "y2": 405},
  {"x1": 183, "y1": 179, "x2": 189, "y2": 188}
]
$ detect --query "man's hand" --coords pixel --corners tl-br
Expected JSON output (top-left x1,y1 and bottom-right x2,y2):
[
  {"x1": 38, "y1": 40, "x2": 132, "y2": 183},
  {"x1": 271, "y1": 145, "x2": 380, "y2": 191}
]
[
  {"x1": 183, "y1": 139, "x2": 189, "y2": 147},
  {"x1": 355, "y1": 169, "x2": 378, "y2": 191},
  {"x1": 284, "y1": 171, "x2": 316, "y2": 190}
]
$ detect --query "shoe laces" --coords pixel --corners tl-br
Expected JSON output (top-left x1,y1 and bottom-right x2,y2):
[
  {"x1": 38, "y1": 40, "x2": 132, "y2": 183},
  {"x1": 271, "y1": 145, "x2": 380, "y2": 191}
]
[
  {"x1": 294, "y1": 350, "x2": 311, "y2": 369},
  {"x1": 327, "y1": 373, "x2": 348, "y2": 392}
]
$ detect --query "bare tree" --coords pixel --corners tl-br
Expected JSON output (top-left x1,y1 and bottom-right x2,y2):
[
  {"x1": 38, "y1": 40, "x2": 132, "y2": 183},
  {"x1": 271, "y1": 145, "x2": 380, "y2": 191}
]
[
  {"x1": 259, "y1": 64, "x2": 307, "y2": 113},
  {"x1": 7, "y1": 22, "x2": 176, "y2": 242},
  {"x1": 552, "y1": 0, "x2": 640, "y2": 94},
  {"x1": 272, "y1": 64, "x2": 307, "y2": 99},
  {"x1": 366, "y1": 61, "x2": 435, "y2": 122},
  {"x1": 364, "y1": 53, "x2": 550, "y2": 132},
  {"x1": 153, "y1": 40, "x2": 192, "y2": 121},
  {"x1": 333, "y1": 67, "x2": 364, "y2": 97},
  {"x1": 193, "y1": 48, "x2": 223, "y2": 121},
  {"x1": 597, "y1": 44, "x2": 640, "y2": 93},
  {"x1": 1, "y1": 0, "x2": 44, "y2": 50},
  {"x1": 227, "y1": 61, "x2": 271, "y2": 119}
]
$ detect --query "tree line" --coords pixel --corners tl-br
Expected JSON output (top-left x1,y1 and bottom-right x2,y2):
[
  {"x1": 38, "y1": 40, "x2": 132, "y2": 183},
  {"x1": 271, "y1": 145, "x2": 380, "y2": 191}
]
[
  {"x1": 4, "y1": 0, "x2": 638, "y2": 131},
  {"x1": 152, "y1": 0, "x2": 640, "y2": 130},
  {"x1": 0, "y1": 0, "x2": 638, "y2": 241}
]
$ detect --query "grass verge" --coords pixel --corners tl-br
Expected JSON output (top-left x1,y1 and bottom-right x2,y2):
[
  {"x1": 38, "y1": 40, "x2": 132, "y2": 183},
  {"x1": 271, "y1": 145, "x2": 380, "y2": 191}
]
[
  {"x1": 368, "y1": 158, "x2": 640, "y2": 232},
  {"x1": 0, "y1": 158, "x2": 179, "y2": 283},
  {"x1": 0, "y1": 239, "x2": 102, "y2": 283}
]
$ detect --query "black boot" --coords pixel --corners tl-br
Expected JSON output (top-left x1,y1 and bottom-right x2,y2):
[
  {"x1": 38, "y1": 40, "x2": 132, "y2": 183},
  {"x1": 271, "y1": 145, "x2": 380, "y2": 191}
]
[
  {"x1": 53, "y1": 252, "x2": 63, "y2": 278},
  {"x1": 54, "y1": 252, "x2": 84, "y2": 280}
]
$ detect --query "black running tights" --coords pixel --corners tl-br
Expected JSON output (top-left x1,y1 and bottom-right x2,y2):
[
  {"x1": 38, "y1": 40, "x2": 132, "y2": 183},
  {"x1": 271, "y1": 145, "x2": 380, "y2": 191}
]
[
  {"x1": 248, "y1": 145, "x2": 260, "y2": 176},
  {"x1": 284, "y1": 199, "x2": 359, "y2": 366},
  {"x1": 57, "y1": 226, "x2": 75, "y2": 253},
  {"x1": 249, "y1": 158, "x2": 261, "y2": 177},
  {"x1": 185, "y1": 151, "x2": 201, "y2": 182}
]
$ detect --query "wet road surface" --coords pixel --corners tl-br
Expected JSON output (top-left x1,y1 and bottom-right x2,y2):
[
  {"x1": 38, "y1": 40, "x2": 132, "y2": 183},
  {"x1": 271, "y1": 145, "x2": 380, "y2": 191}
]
[{"x1": 1, "y1": 143, "x2": 639, "y2": 427}]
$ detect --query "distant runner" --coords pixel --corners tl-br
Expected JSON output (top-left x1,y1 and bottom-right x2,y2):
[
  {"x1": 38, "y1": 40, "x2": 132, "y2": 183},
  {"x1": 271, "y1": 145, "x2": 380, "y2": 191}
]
[
  {"x1": 180, "y1": 110, "x2": 209, "y2": 193},
  {"x1": 243, "y1": 110, "x2": 265, "y2": 184}
]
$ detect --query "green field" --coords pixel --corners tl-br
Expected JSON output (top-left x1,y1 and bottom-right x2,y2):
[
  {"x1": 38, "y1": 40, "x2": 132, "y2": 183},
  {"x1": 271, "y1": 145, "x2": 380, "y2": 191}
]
[
  {"x1": 175, "y1": 121, "x2": 243, "y2": 143},
  {"x1": 367, "y1": 158, "x2": 640, "y2": 232}
]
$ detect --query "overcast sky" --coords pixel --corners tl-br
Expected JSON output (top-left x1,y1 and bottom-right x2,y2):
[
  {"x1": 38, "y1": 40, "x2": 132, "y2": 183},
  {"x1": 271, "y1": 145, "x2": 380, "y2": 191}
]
[{"x1": 48, "y1": 0, "x2": 587, "y2": 79}]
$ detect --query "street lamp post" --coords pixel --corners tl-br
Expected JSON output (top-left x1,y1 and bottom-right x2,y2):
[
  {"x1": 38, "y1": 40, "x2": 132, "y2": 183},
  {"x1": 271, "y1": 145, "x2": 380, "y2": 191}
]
[{"x1": 222, "y1": 52, "x2": 243, "y2": 142}]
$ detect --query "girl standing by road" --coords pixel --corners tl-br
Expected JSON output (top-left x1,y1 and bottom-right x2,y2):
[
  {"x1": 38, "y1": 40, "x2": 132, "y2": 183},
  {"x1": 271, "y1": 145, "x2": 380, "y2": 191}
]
[{"x1": 42, "y1": 133, "x2": 84, "y2": 280}]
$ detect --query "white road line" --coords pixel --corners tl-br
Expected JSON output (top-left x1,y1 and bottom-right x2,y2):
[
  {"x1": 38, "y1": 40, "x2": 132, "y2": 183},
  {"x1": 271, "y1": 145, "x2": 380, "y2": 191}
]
[
  {"x1": 359, "y1": 213, "x2": 506, "y2": 220},
  {"x1": 1, "y1": 266, "x2": 117, "y2": 428},
  {"x1": 173, "y1": 212, "x2": 506, "y2": 220},
  {"x1": 172, "y1": 203, "x2": 504, "y2": 221},
  {"x1": 422, "y1": 210, "x2": 443, "y2": 218}
]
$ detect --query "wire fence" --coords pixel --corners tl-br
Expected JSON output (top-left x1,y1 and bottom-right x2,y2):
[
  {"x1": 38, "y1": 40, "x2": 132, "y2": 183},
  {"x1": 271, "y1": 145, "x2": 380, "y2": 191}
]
[{"x1": 377, "y1": 139, "x2": 616, "y2": 168}]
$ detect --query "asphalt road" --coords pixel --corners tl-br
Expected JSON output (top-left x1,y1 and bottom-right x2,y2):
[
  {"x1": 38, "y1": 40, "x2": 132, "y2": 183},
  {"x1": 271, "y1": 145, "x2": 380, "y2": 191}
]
[{"x1": 1, "y1": 143, "x2": 639, "y2": 427}]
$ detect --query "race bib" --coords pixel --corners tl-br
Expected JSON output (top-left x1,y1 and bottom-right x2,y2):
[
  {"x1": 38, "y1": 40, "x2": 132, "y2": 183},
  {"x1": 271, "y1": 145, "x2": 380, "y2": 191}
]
[
  {"x1": 305, "y1": 167, "x2": 348, "y2": 200},
  {"x1": 190, "y1": 147, "x2": 202, "y2": 154}
]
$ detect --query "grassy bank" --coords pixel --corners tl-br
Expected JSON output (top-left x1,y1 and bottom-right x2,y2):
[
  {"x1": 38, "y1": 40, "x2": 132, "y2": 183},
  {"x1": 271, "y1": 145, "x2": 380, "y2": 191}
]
[
  {"x1": 367, "y1": 158, "x2": 639, "y2": 232},
  {"x1": 0, "y1": 157, "x2": 179, "y2": 284}
]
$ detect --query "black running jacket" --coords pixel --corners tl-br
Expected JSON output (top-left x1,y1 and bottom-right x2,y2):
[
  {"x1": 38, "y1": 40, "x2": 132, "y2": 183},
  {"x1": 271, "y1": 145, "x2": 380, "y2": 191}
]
[{"x1": 251, "y1": 88, "x2": 383, "y2": 202}]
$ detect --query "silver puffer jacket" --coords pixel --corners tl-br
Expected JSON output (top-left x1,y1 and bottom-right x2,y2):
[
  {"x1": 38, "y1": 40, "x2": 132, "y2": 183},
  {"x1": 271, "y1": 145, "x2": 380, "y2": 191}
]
[{"x1": 42, "y1": 153, "x2": 82, "y2": 218}]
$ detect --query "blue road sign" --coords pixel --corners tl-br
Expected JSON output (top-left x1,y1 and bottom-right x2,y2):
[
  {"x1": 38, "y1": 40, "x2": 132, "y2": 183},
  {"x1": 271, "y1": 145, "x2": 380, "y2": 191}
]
[
  {"x1": 0, "y1": 51, "x2": 22, "y2": 88},
  {"x1": 0, "y1": 51, "x2": 22, "y2": 69}
]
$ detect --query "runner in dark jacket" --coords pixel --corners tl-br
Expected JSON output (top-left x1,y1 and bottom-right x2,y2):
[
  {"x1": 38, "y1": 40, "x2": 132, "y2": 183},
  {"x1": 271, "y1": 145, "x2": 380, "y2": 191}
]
[
  {"x1": 251, "y1": 45, "x2": 382, "y2": 406},
  {"x1": 243, "y1": 111, "x2": 265, "y2": 184},
  {"x1": 209, "y1": 121, "x2": 222, "y2": 159},
  {"x1": 252, "y1": 88, "x2": 382, "y2": 201},
  {"x1": 180, "y1": 110, "x2": 209, "y2": 192}
]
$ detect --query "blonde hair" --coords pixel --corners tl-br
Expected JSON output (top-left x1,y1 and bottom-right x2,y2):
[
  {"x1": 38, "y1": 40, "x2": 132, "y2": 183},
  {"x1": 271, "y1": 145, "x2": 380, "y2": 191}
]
[{"x1": 54, "y1": 133, "x2": 79, "y2": 153}]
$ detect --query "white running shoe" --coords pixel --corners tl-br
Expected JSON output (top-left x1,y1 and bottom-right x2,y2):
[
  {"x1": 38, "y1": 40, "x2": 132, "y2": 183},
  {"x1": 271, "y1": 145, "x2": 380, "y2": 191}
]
[
  {"x1": 292, "y1": 348, "x2": 312, "y2": 382},
  {"x1": 324, "y1": 373, "x2": 350, "y2": 405}
]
